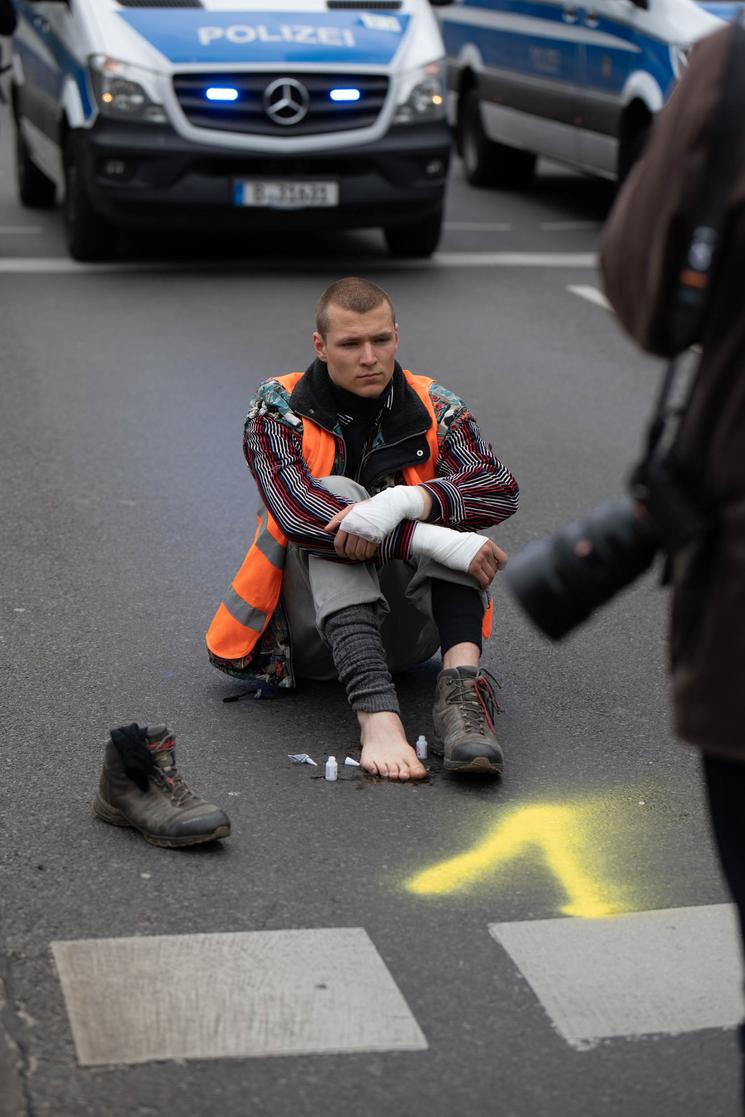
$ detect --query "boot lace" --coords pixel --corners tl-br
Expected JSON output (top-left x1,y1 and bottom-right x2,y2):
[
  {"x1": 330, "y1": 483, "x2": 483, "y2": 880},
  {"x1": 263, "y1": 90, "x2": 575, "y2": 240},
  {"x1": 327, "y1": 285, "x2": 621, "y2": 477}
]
[
  {"x1": 448, "y1": 669, "x2": 502, "y2": 735},
  {"x1": 155, "y1": 760, "x2": 199, "y2": 807}
]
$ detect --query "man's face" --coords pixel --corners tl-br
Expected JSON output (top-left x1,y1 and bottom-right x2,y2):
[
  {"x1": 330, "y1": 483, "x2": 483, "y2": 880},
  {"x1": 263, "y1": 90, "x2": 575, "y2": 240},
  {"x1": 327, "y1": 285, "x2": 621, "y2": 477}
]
[{"x1": 313, "y1": 302, "x2": 399, "y2": 397}]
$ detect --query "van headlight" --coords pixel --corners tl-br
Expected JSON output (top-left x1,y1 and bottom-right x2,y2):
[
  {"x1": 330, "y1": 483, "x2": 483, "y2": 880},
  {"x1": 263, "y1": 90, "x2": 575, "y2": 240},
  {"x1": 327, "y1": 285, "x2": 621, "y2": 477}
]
[
  {"x1": 393, "y1": 60, "x2": 446, "y2": 124},
  {"x1": 88, "y1": 56, "x2": 168, "y2": 123},
  {"x1": 669, "y1": 44, "x2": 692, "y2": 80}
]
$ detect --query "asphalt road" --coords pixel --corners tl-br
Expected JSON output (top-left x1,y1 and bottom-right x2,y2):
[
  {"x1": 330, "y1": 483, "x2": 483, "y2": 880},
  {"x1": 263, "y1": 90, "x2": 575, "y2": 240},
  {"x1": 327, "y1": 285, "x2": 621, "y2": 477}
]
[{"x1": 0, "y1": 114, "x2": 740, "y2": 1117}]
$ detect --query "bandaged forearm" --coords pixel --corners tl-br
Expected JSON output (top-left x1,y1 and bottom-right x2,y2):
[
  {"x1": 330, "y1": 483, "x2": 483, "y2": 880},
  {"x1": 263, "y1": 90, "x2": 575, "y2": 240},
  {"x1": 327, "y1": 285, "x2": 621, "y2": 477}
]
[
  {"x1": 339, "y1": 485, "x2": 425, "y2": 543},
  {"x1": 410, "y1": 522, "x2": 486, "y2": 572}
]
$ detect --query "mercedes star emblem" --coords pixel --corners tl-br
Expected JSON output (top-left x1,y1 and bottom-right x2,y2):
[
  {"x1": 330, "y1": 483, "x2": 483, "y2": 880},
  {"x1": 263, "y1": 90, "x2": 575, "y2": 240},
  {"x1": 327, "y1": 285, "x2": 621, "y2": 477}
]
[{"x1": 263, "y1": 77, "x2": 311, "y2": 126}]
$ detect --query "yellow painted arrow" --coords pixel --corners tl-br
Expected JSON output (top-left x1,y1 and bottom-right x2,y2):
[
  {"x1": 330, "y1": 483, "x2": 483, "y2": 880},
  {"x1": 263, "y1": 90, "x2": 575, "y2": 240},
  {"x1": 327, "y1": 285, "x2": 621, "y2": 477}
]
[{"x1": 405, "y1": 802, "x2": 626, "y2": 918}]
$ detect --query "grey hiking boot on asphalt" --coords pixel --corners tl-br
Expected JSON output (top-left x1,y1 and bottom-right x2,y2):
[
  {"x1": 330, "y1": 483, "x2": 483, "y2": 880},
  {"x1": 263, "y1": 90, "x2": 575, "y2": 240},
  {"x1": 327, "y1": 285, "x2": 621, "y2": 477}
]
[
  {"x1": 93, "y1": 723, "x2": 231, "y2": 848},
  {"x1": 431, "y1": 666, "x2": 503, "y2": 775}
]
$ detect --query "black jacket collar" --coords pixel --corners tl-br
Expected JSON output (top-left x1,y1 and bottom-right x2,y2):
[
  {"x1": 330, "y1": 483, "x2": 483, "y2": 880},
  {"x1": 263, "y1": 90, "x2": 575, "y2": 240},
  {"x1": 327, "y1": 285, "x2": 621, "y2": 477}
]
[{"x1": 289, "y1": 359, "x2": 431, "y2": 440}]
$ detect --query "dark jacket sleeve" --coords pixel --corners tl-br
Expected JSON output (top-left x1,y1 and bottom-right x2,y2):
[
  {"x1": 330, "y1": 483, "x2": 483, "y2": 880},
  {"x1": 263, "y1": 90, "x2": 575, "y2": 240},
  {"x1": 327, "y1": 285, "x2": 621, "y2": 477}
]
[
  {"x1": 600, "y1": 27, "x2": 733, "y2": 356},
  {"x1": 0, "y1": 1, "x2": 17, "y2": 36}
]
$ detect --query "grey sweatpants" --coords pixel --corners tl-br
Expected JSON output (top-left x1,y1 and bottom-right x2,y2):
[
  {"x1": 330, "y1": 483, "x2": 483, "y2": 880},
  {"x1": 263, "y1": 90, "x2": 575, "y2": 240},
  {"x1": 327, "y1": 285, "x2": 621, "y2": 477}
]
[{"x1": 280, "y1": 476, "x2": 487, "y2": 682}]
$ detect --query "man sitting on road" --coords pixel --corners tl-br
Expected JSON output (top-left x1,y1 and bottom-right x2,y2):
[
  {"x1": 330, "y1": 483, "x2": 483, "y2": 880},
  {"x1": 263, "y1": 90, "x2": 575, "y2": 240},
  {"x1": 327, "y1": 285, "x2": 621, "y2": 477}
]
[{"x1": 207, "y1": 277, "x2": 519, "y2": 780}]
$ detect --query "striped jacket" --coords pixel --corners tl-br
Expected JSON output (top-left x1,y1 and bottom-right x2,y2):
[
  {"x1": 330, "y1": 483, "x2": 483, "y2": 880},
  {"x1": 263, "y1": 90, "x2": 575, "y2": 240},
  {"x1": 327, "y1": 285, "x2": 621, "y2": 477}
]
[{"x1": 211, "y1": 360, "x2": 519, "y2": 690}]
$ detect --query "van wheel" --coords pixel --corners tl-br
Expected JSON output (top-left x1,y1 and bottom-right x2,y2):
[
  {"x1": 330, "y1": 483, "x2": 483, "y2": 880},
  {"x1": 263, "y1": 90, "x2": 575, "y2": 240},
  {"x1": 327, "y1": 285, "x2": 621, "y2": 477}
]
[
  {"x1": 459, "y1": 88, "x2": 536, "y2": 189},
  {"x1": 64, "y1": 142, "x2": 117, "y2": 262},
  {"x1": 16, "y1": 128, "x2": 56, "y2": 208},
  {"x1": 383, "y1": 208, "x2": 443, "y2": 258}
]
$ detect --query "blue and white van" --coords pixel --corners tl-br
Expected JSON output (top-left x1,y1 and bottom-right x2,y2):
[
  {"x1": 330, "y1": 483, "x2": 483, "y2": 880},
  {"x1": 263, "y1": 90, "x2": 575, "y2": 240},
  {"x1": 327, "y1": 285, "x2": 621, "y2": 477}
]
[
  {"x1": 10, "y1": 0, "x2": 449, "y2": 259},
  {"x1": 435, "y1": 0, "x2": 727, "y2": 188}
]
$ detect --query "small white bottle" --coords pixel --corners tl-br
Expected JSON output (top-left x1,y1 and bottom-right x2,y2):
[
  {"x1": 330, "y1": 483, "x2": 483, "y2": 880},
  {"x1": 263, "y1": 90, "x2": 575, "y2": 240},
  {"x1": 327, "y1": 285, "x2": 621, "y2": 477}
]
[
  {"x1": 415, "y1": 734, "x2": 428, "y2": 760},
  {"x1": 325, "y1": 755, "x2": 338, "y2": 781}
]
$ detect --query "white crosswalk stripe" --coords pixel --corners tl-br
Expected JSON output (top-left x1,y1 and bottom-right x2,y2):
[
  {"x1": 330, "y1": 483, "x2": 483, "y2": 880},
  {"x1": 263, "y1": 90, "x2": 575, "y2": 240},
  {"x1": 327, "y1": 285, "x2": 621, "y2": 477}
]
[
  {"x1": 52, "y1": 927, "x2": 428, "y2": 1066},
  {"x1": 490, "y1": 903, "x2": 744, "y2": 1050}
]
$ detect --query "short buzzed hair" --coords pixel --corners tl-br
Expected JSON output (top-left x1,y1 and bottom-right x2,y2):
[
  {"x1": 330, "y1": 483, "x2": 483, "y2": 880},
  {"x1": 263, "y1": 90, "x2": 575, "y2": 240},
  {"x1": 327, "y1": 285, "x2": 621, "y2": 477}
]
[{"x1": 315, "y1": 277, "x2": 396, "y2": 337}]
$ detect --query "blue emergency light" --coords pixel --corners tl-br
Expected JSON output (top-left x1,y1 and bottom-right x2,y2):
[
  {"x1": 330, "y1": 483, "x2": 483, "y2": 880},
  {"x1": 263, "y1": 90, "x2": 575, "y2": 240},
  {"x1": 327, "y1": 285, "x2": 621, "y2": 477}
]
[
  {"x1": 330, "y1": 88, "x2": 361, "y2": 102},
  {"x1": 206, "y1": 87, "x2": 239, "y2": 102}
]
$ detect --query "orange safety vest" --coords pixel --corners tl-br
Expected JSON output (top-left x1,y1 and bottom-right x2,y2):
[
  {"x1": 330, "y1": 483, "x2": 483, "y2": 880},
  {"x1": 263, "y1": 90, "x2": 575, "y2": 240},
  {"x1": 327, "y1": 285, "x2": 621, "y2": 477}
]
[{"x1": 206, "y1": 369, "x2": 492, "y2": 668}]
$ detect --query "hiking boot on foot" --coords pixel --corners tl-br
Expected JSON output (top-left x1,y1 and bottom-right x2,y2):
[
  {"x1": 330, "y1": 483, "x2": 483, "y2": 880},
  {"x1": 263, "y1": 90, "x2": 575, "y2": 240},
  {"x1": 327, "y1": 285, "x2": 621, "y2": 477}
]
[
  {"x1": 93, "y1": 723, "x2": 231, "y2": 848},
  {"x1": 432, "y1": 666, "x2": 503, "y2": 775}
]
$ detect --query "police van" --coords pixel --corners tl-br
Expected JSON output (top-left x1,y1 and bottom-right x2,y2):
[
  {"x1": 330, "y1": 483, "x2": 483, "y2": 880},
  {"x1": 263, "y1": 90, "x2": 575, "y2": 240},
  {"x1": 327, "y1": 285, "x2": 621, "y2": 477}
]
[
  {"x1": 435, "y1": 0, "x2": 727, "y2": 188},
  {"x1": 10, "y1": 0, "x2": 449, "y2": 259}
]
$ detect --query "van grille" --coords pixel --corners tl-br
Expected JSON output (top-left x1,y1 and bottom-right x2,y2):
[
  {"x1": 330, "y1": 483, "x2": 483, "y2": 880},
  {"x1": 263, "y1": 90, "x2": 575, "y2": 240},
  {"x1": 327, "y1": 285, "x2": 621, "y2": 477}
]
[{"x1": 172, "y1": 72, "x2": 389, "y2": 137}]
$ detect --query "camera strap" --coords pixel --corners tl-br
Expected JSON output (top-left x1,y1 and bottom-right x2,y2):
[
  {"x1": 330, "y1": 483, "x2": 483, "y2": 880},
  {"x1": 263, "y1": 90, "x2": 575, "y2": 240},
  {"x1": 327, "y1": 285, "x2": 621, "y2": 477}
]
[{"x1": 642, "y1": 13, "x2": 745, "y2": 463}]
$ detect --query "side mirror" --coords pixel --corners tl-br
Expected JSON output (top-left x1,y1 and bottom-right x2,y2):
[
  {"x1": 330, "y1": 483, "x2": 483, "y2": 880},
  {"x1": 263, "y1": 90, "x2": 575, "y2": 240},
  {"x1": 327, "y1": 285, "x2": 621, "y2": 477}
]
[{"x1": 629, "y1": 0, "x2": 649, "y2": 9}]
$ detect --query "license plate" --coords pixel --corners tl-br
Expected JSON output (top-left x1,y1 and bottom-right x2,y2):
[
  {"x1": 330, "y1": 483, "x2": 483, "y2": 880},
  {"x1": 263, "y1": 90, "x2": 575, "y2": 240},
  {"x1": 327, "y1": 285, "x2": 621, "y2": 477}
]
[{"x1": 234, "y1": 180, "x2": 339, "y2": 209}]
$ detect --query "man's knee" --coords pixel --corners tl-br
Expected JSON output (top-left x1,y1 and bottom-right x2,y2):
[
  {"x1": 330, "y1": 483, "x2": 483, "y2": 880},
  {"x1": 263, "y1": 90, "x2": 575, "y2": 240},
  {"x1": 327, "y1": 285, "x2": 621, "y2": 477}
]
[{"x1": 319, "y1": 475, "x2": 369, "y2": 502}]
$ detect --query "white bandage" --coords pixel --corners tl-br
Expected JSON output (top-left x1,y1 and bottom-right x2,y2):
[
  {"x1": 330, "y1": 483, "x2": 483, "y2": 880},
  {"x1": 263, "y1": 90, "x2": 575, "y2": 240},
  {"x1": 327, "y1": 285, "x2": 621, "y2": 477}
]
[
  {"x1": 410, "y1": 522, "x2": 487, "y2": 572},
  {"x1": 339, "y1": 485, "x2": 425, "y2": 543}
]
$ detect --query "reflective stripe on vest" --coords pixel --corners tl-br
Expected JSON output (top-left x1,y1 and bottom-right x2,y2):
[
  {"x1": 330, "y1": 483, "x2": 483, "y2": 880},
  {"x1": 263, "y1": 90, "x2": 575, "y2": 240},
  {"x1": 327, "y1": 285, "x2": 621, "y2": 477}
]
[
  {"x1": 206, "y1": 369, "x2": 491, "y2": 666},
  {"x1": 207, "y1": 507, "x2": 286, "y2": 662}
]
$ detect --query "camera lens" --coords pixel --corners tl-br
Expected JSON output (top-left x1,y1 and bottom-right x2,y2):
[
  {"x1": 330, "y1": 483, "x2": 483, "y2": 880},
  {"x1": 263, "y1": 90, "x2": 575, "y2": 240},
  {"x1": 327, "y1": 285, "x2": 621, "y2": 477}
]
[{"x1": 504, "y1": 498, "x2": 658, "y2": 640}]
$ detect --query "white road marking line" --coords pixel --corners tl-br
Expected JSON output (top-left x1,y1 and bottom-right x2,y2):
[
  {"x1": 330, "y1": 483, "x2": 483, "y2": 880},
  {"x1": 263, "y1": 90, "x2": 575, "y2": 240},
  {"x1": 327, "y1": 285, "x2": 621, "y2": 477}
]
[
  {"x1": 0, "y1": 226, "x2": 43, "y2": 234},
  {"x1": 434, "y1": 252, "x2": 597, "y2": 268},
  {"x1": 490, "y1": 903, "x2": 745, "y2": 1051},
  {"x1": 445, "y1": 221, "x2": 512, "y2": 231},
  {"x1": 0, "y1": 252, "x2": 599, "y2": 274},
  {"x1": 568, "y1": 283, "x2": 611, "y2": 309},
  {"x1": 541, "y1": 221, "x2": 600, "y2": 231},
  {"x1": 0, "y1": 258, "x2": 161, "y2": 273},
  {"x1": 52, "y1": 928, "x2": 428, "y2": 1066}
]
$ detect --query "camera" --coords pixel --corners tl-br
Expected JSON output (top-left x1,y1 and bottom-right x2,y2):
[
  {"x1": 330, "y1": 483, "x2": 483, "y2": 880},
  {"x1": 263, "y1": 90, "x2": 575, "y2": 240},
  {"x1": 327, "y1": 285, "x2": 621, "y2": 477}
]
[{"x1": 504, "y1": 452, "x2": 709, "y2": 641}]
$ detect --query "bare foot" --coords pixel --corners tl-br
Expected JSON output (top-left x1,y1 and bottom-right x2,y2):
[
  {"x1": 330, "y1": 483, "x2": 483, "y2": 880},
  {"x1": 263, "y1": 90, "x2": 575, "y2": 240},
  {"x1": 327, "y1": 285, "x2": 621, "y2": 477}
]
[{"x1": 357, "y1": 711, "x2": 427, "y2": 781}]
